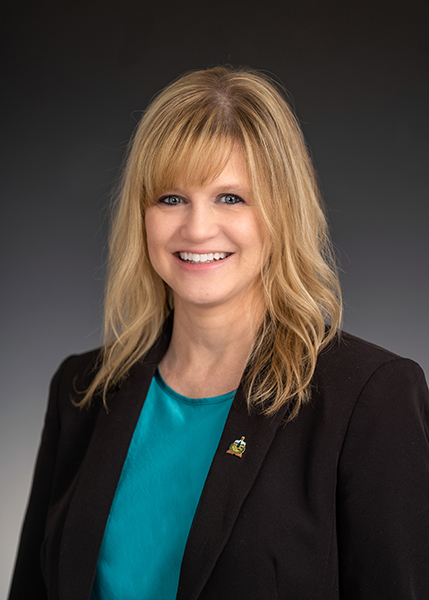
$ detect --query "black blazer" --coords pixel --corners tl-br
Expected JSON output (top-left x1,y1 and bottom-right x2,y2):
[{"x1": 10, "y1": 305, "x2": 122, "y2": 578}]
[{"x1": 8, "y1": 327, "x2": 429, "y2": 600}]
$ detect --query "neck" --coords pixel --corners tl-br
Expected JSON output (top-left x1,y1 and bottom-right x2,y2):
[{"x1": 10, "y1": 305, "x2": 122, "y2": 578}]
[{"x1": 158, "y1": 293, "x2": 265, "y2": 397}]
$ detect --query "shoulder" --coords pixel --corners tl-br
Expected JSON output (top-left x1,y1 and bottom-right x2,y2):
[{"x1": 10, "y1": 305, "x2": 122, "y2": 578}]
[
  {"x1": 48, "y1": 348, "x2": 103, "y2": 417},
  {"x1": 53, "y1": 347, "x2": 102, "y2": 389},
  {"x1": 320, "y1": 329, "x2": 401, "y2": 368},
  {"x1": 316, "y1": 330, "x2": 426, "y2": 392},
  {"x1": 309, "y1": 330, "x2": 429, "y2": 432}
]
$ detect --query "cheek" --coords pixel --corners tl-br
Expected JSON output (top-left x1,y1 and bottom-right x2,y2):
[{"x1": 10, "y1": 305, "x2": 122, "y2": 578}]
[
  {"x1": 145, "y1": 208, "x2": 178, "y2": 247},
  {"x1": 242, "y1": 214, "x2": 267, "y2": 253},
  {"x1": 248, "y1": 221, "x2": 270, "y2": 271},
  {"x1": 145, "y1": 209, "x2": 165, "y2": 244}
]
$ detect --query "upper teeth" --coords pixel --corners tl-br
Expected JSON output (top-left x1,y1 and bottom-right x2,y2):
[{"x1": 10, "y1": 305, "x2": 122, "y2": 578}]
[{"x1": 179, "y1": 252, "x2": 228, "y2": 263}]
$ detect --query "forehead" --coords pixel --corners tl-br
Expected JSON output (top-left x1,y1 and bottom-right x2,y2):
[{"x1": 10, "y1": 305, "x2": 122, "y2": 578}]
[
  {"x1": 145, "y1": 135, "x2": 248, "y2": 200},
  {"x1": 172, "y1": 145, "x2": 250, "y2": 191}
]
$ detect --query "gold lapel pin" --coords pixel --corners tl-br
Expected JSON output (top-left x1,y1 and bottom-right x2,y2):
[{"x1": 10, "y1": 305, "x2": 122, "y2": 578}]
[{"x1": 226, "y1": 436, "x2": 246, "y2": 458}]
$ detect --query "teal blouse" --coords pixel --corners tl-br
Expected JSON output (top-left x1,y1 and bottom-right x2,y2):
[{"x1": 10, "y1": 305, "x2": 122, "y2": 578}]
[{"x1": 90, "y1": 369, "x2": 235, "y2": 600}]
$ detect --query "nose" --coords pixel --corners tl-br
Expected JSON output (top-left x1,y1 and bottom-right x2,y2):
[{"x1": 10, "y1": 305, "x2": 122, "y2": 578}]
[{"x1": 180, "y1": 201, "x2": 220, "y2": 242}]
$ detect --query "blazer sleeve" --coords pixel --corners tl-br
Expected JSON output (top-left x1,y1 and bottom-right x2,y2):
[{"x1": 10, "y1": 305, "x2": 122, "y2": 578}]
[
  {"x1": 337, "y1": 358, "x2": 429, "y2": 599},
  {"x1": 8, "y1": 357, "x2": 73, "y2": 600}
]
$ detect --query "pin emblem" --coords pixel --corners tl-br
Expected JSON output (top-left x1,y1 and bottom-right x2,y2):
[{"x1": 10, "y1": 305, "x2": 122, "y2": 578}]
[{"x1": 226, "y1": 436, "x2": 246, "y2": 458}]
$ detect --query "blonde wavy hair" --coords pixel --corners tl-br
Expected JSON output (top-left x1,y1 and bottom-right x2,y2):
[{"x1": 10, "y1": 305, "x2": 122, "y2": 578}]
[{"x1": 79, "y1": 66, "x2": 342, "y2": 419}]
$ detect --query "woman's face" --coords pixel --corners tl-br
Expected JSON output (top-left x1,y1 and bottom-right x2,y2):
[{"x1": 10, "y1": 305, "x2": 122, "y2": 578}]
[{"x1": 144, "y1": 147, "x2": 267, "y2": 314}]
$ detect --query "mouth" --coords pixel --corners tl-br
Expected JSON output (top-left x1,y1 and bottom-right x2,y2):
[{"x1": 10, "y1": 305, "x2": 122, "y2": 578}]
[{"x1": 177, "y1": 252, "x2": 232, "y2": 264}]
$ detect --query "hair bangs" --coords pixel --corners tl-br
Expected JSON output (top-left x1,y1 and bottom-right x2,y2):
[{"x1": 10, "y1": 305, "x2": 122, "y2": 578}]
[{"x1": 141, "y1": 109, "x2": 241, "y2": 208}]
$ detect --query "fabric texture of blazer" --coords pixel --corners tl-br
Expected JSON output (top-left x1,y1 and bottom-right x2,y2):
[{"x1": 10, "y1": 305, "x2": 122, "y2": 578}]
[{"x1": 8, "y1": 324, "x2": 429, "y2": 599}]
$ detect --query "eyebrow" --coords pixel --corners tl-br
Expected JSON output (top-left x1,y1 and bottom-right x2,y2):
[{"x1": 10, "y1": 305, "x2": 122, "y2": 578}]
[{"x1": 168, "y1": 183, "x2": 253, "y2": 196}]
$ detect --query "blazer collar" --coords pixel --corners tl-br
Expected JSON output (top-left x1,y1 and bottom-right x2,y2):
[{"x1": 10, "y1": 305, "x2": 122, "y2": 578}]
[{"x1": 58, "y1": 317, "x2": 287, "y2": 600}]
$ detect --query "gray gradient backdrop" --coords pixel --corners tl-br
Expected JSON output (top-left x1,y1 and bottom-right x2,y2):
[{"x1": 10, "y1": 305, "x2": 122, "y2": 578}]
[{"x1": 2, "y1": 0, "x2": 428, "y2": 595}]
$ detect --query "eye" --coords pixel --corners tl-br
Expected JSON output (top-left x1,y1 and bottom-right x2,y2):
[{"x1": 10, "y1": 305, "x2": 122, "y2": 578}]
[
  {"x1": 158, "y1": 195, "x2": 183, "y2": 206},
  {"x1": 219, "y1": 194, "x2": 244, "y2": 205}
]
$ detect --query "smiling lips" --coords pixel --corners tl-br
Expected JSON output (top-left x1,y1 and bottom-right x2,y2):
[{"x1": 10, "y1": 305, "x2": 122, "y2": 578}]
[{"x1": 178, "y1": 252, "x2": 231, "y2": 264}]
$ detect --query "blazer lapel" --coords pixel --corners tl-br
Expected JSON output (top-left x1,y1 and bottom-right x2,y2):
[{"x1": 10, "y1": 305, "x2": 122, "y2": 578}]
[
  {"x1": 177, "y1": 390, "x2": 289, "y2": 600},
  {"x1": 58, "y1": 325, "x2": 171, "y2": 600}
]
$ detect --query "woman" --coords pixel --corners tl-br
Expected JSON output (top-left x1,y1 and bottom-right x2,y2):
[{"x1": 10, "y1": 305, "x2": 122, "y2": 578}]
[{"x1": 9, "y1": 66, "x2": 429, "y2": 599}]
